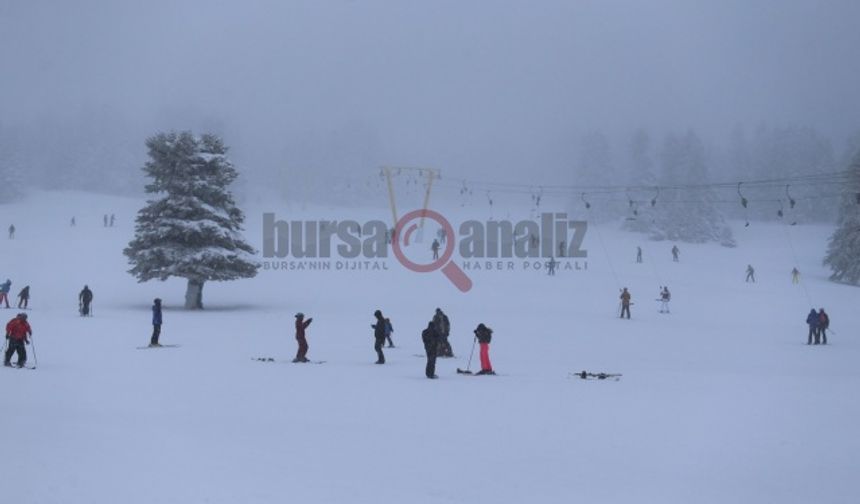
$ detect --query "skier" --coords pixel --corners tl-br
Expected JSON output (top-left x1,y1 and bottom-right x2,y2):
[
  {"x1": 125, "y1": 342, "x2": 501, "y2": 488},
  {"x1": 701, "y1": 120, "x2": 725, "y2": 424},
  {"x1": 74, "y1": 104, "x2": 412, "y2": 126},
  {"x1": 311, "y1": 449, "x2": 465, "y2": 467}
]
[
  {"x1": 474, "y1": 323, "x2": 495, "y2": 375},
  {"x1": 79, "y1": 285, "x2": 93, "y2": 316},
  {"x1": 431, "y1": 239, "x2": 440, "y2": 260},
  {"x1": 659, "y1": 286, "x2": 671, "y2": 313},
  {"x1": 433, "y1": 308, "x2": 453, "y2": 357},
  {"x1": 0, "y1": 279, "x2": 11, "y2": 308},
  {"x1": 4, "y1": 313, "x2": 31, "y2": 367},
  {"x1": 745, "y1": 264, "x2": 756, "y2": 283},
  {"x1": 150, "y1": 298, "x2": 163, "y2": 346},
  {"x1": 17, "y1": 285, "x2": 29, "y2": 309},
  {"x1": 547, "y1": 256, "x2": 557, "y2": 276},
  {"x1": 8, "y1": 224, "x2": 14, "y2": 239},
  {"x1": 110, "y1": 214, "x2": 116, "y2": 227},
  {"x1": 792, "y1": 267, "x2": 800, "y2": 284},
  {"x1": 421, "y1": 321, "x2": 438, "y2": 379},
  {"x1": 103, "y1": 214, "x2": 108, "y2": 227},
  {"x1": 70, "y1": 217, "x2": 76, "y2": 227},
  {"x1": 384, "y1": 317, "x2": 395, "y2": 348},
  {"x1": 818, "y1": 308, "x2": 830, "y2": 345},
  {"x1": 636, "y1": 246, "x2": 642, "y2": 264},
  {"x1": 671, "y1": 245, "x2": 680, "y2": 262},
  {"x1": 620, "y1": 288, "x2": 631, "y2": 319},
  {"x1": 558, "y1": 241, "x2": 565, "y2": 257},
  {"x1": 806, "y1": 308, "x2": 820, "y2": 345},
  {"x1": 293, "y1": 312, "x2": 313, "y2": 362},
  {"x1": 371, "y1": 310, "x2": 387, "y2": 364}
]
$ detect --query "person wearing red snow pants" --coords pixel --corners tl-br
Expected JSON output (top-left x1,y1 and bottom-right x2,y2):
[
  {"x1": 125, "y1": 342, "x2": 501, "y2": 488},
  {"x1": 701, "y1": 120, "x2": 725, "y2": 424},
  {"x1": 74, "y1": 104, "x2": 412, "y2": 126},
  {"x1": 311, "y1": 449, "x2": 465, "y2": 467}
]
[
  {"x1": 293, "y1": 313, "x2": 313, "y2": 363},
  {"x1": 474, "y1": 323, "x2": 494, "y2": 375}
]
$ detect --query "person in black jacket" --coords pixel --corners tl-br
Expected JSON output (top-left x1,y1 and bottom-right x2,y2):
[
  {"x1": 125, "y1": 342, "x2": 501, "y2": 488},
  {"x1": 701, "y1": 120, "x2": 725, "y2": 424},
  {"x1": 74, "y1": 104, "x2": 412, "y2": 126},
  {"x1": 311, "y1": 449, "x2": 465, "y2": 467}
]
[
  {"x1": 150, "y1": 298, "x2": 163, "y2": 346},
  {"x1": 806, "y1": 308, "x2": 819, "y2": 345},
  {"x1": 818, "y1": 308, "x2": 830, "y2": 345},
  {"x1": 475, "y1": 323, "x2": 495, "y2": 375},
  {"x1": 17, "y1": 286, "x2": 30, "y2": 309},
  {"x1": 422, "y1": 321, "x2": 438, "y2": 379},
  {"x1": 79, "y1": 285, "x2": 93, "y2": 316},
  {"x1": 372, "y1": 310, "x2": 386, "y2": 364}
]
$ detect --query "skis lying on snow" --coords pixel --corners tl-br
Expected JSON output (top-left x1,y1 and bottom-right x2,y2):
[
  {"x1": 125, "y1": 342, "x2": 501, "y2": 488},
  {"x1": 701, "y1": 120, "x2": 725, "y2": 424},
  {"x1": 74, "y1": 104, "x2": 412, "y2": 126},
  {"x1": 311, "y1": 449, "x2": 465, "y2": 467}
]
[
  {"x1": 136, "y1": 344, "x2": 181, "y2": 350},
  {"x1": 251, "y1": 357, "x2": 326, "y2": 364},
  {"x1": 569, "y1": 371, "x2": 622, "y2": 381}
]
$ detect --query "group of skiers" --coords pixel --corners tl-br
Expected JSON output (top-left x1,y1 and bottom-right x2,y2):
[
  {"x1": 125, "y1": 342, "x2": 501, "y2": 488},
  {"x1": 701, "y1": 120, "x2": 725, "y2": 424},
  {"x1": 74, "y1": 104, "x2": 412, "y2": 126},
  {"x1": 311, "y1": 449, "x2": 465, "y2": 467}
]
[
  {"x1": 0, "y1": 280, "x2": 30, "y2": 310},
  {"x1": 805, "y1": 308, "x2": 830, "y2": 345},
  {"x1": 288, "y1": 307, "x2": 492, "y2": 379}
]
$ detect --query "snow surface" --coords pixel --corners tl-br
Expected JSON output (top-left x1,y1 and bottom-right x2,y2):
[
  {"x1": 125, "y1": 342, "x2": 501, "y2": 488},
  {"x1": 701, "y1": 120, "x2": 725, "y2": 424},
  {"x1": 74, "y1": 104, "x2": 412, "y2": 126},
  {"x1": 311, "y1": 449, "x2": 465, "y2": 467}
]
[{"x1": 1, "y1": 190, "x2": 859, "y2": 504}]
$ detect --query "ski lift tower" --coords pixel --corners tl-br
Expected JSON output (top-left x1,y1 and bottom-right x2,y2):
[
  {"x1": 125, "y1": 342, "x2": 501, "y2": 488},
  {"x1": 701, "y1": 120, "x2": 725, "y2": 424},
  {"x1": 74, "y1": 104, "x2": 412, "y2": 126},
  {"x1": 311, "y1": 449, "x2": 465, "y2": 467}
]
[{"x1": 381, "y1": 166, "x2": 440, "y2": 242}]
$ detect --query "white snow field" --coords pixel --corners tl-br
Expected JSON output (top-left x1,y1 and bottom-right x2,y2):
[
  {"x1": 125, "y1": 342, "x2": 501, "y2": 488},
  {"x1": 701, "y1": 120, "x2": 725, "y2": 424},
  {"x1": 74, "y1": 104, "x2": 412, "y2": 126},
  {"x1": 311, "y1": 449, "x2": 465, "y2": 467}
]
[{"x1": 1, "y1": 190, "x2": 858, "y2": 504}]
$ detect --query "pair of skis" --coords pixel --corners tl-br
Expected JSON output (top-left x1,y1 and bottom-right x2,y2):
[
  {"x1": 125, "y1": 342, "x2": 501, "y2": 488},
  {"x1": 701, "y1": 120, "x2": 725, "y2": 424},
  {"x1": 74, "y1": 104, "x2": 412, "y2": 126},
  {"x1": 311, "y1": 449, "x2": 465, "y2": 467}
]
[
  {"x1": 251, "y1": 357, "x2": 326, "y2": 364},
  {"x1": 569, "y1": 371, "x2": 622, "y2": 381}
]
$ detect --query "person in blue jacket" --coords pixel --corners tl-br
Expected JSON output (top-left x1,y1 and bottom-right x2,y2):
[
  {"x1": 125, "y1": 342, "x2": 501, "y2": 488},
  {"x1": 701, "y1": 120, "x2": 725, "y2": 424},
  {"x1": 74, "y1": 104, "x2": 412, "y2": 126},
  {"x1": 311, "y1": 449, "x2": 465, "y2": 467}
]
[
  {"x1": 150, "y1": 298, "x2": 163, "y2": 347},
  {"x1": 0, "y1": 279, "x2": 12, "y2": 309},
  {"x1": 806, "y1": 308, "x2": 820, "y2": 345}
]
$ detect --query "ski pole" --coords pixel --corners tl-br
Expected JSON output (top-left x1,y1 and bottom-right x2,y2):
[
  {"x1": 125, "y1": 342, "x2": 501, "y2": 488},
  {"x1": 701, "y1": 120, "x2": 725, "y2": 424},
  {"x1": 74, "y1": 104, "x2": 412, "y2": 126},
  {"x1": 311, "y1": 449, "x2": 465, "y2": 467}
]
[
  {"x1": 465, "y1": 337, "x2": 477, "y2": 372},
  {"x1": 29, "y1": 336, "x2": 37, "y2": 369}
]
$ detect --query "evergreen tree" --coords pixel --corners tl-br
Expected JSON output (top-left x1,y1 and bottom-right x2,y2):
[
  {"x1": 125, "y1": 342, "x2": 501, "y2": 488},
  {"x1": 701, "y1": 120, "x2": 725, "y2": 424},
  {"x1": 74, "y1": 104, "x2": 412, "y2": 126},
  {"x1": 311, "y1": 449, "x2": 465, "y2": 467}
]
[
  {"x1": 823, "y1": 148, "x2": 860, "y2": 284},
  {"x1": 124, "y1": 131, "x2": 258, "y2": 309},
  {"x1": 651, "y1": 131, "x2": 734, "y2": 246}
]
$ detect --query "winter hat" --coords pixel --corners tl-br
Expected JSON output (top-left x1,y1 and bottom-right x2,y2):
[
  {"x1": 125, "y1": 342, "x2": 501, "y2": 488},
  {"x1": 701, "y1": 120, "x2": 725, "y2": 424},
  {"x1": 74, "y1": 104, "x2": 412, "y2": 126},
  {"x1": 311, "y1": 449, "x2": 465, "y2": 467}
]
[
  {"x1": 295, "y1": 312, "x2": 304, "y2": 318},
  {"x1": 154, "y1": 298, "x2": 161, "y2": 304},
  {"x1": 18, "y1": 313, "x2": 27, "y2": 319},
  {"x1": 374, "y1": 310, "x2": 382, "y2": 318}
]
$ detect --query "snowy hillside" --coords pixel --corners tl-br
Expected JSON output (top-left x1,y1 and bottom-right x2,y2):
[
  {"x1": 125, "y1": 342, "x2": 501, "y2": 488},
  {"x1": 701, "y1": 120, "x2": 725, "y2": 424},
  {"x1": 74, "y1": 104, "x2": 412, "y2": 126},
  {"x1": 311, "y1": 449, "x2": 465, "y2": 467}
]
[{"x1": 2, "y1": 191, "x2": 858, "y2": 504}]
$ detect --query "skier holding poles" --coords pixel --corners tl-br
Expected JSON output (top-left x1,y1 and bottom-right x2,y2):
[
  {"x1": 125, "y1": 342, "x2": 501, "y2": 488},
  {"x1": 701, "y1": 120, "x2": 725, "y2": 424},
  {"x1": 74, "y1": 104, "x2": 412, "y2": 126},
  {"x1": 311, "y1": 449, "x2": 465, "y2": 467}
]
[
  {"x1": 293, "y1": 312, "x2": 313, "y2": 363},
  {"x1": 620, "y1": 288, "x2": 632, "y2": 319},
  {"x1": 4, "y1": 313, "x2": 32, "y2": 368},
  {"x1": 79, "y1": 285, "x2": 93, "y2": 316}
]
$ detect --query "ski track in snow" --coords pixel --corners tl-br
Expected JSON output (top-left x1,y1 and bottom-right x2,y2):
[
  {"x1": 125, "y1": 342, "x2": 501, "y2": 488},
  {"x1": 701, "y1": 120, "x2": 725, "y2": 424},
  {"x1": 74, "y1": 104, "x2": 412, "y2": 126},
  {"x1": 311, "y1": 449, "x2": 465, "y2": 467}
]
[{"x1": 1, "y1": 190, "x2": 858, "y2": 504}]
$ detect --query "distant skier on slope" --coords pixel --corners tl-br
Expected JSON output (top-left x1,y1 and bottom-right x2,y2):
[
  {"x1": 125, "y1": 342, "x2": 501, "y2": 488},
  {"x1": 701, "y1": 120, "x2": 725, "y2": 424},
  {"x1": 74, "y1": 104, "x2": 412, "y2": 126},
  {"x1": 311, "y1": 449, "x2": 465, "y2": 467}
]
[
  {"x1": 659, "y1": 286, "x2": 671, "y2": 313},
  {"x1": 150, "y1": 298, "x2": 163, "y2": 347},
  {"x1": 0, "y1": 279, "x2": 11, "y2": 308},
  {"x1": 4, "y1": 313, "x2": 31, "y2": 368},
  {"x1": 806, "y1": 308, "x2": 820, "y2": 345},
  {"x1": 620, "y1": 288, "x2": 632, "y2": 319},
  {"x1": 79, "y1": 285, "x2": 93, "y2": 316},
  {"x1": 671, "y1": 245, "x2": 680, "y2": 262},
  {"x1": 547, "y1": 256, "x2": 557, "y2": 276},
  {"x1": 636, "y1": 246, "x2": 642, "y2": 264},
  {"x1": 745, "y1": 264, "x2": 756, "y2": 283},
  {"x1": 431, "y1": 239, "x2": 440, "y2": 260},
  {"x1": 293, "y1": 312, "x2": 313, "y2": 362},
  {"x1": 422, "y1": 321, "x2": 438, "y2": 379},
  {"x1": 17, "y1": 286, "x2": 29, "y2": 309},
  {"x1": 474, "y1": 323, "x2": 495, "y2": 375},
  {"x1": 792, "y1": 267, "x2": 801, "y2": 284},
  {"x1": 8, "y1": 224, "x2": 15, "y2": 239},
  {"x1": 372, "y1": 310, "x2": 386, "y2": 364}
]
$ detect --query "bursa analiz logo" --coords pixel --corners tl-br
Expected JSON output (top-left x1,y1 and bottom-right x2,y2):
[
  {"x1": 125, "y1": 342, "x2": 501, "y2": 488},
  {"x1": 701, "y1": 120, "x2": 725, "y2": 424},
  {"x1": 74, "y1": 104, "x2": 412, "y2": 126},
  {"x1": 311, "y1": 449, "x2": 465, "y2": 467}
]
[{"x1": 261, "y1": 210, "x2": 588, "y2": 292}]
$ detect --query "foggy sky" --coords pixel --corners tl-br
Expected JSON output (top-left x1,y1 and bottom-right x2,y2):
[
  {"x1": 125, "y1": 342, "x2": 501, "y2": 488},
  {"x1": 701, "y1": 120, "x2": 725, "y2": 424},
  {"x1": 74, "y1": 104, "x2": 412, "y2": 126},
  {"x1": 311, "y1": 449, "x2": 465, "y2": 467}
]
[{"x1": 2, "y1": 0, "x2": 859, "y2": 186}]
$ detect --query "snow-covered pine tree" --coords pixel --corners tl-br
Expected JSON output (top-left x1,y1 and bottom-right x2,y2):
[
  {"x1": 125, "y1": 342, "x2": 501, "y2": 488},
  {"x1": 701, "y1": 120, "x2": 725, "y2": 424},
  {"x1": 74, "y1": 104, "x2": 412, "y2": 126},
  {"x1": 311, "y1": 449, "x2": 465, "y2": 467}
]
[
  {"x1": 823, "y1": 147, "x2": 860, "y2": 284},
  {"x1": 621, "y1": 129, "x2": 658, "y2": 233},
  {"x1": 124, "y1": 131, "x2": 259, "y2": 309},
  {"x1": 651, "y1": 131, "x2": 735, "y2": 246}
]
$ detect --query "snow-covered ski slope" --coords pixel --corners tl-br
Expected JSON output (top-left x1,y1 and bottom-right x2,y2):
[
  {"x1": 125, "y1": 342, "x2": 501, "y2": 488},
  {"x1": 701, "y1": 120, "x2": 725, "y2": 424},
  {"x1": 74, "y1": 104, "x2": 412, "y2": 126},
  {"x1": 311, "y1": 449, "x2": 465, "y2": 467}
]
[{"x1": 1, "y1": 191, "x2": 858, "y2": 504}]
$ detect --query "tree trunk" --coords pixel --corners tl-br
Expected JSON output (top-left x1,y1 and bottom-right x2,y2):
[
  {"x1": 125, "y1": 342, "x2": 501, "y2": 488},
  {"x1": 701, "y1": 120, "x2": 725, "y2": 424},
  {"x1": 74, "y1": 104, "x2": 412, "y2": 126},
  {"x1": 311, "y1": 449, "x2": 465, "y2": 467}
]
[{"x1": 184, "y1": 279, "x2": 205, "y2": 310}]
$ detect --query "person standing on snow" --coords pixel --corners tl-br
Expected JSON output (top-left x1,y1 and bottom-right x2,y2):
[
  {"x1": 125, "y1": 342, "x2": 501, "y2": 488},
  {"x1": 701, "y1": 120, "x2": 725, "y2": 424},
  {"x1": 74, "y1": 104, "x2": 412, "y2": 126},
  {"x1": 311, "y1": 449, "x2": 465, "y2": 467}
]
[
  {"x1": 474, "y1": 323, "x2": 495, "y2": 375},
  {"x1": 79, "y1": 285, "x2": 93, "y2": 316},
  {"x1": 745, "y1": 264, "x2": 756, "y2": 283},
  {"x1": 150, "y1": 298, "x2": 163, "y2": 346},
  {"x1": 547, "y1": 256, "x2": 557, "y2": 276},
  {"x1": 792, "y1": 267, "x2": 801, "y2": 284},
  {"x1": 8, "y1": 224, "x2": 15, "y2": 239},
  {"x1": 806, "y1": 308, "x2": 820, "y2": 345},
  {"x1": 818, "y1": 308, "x2": 830, "y2": 345},
  {"x1": 17, "y1": 286, "x2": 30, "y2": 309},
  {"x1": 659, "y1": 286, "x2": 671, "y2": 313},
  {"x1": 620, "y1": 288, "x2": 632, "y2": 319},
  {"x1": 671, "y1": 245, "x2": 680, "y2": 262},
  {"x1": 292, "y1": 312, "x2": 313, "y2": 362},
  {"x1": 372, "y1": 310, "x2": 387, "y2": 364},
  {"x1": 431, "y1": 239, "x2": 441, "y2": 260},
  {"x1": 433, "y1": 308, "x2": 453, "y2": 357},
  {"x1": 636, "y1": 246, "x2": 643, "y2": 264},
  {"x1": 384, "y1": 317, "x2": 395, "y2": 348},
  {"x1": 4, "y1": 313, "x2": 32, "y2": 368},
  {"x1": 110, "y1": 214, "x2": 116, "y2": 227},
  {"x1": 0, "y1": 279, "x2": 11, "y2": 308},
  {"x1": 422, "y1": 321, "x2": 438, "y2": 379}
]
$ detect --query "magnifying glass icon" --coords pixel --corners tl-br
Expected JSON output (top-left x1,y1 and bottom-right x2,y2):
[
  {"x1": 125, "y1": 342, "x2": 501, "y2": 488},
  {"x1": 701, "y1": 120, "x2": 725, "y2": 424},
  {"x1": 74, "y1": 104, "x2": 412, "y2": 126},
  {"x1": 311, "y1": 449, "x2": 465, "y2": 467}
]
[{"x1": 392, "y1": 209, "x2": 473, "y2": 293}]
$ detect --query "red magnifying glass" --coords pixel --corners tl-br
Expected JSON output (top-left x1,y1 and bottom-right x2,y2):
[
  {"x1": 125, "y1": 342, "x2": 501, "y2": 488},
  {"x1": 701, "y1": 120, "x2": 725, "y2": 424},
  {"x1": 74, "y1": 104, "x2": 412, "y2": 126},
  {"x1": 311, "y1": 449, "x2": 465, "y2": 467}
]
[{"x1": 392, "y1": 209, "x2": 472, "y2": 292}]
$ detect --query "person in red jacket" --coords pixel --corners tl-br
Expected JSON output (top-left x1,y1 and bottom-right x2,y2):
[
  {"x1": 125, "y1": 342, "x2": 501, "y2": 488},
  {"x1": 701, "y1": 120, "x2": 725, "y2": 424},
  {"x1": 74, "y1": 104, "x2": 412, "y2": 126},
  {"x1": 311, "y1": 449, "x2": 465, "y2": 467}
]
[
  {"x1": 4, "y1": 313, "x2": 32, "y2": 367},
  {"x1": 292, "y1": 312, "x2": 313, "y2": 363}
]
